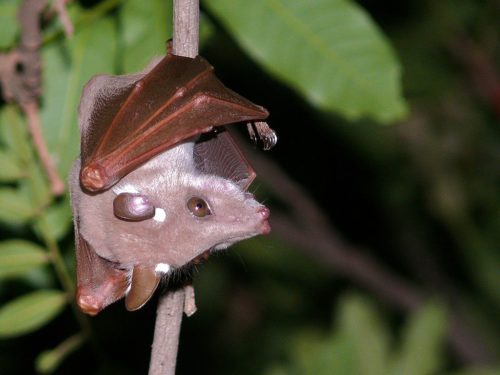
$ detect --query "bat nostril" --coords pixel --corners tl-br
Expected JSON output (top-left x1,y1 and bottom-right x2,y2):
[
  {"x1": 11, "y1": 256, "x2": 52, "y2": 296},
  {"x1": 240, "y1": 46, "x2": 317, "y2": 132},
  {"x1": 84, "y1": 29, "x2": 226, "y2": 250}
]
[{"x1": 258, "y1": 207, "x2": 270, "y2": 220}]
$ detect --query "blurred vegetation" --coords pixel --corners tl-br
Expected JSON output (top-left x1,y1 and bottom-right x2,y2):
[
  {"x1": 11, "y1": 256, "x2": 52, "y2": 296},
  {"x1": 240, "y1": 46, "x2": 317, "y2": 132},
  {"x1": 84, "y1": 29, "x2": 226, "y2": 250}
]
[{"x1": 0, "y1": 0, "x2": 499, "y2": 374}]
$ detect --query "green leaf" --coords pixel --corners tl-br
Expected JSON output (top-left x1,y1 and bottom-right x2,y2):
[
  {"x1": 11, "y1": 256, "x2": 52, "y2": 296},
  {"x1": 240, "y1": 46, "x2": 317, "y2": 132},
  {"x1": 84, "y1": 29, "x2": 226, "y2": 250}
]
[
  {"x1": 0, "y1": 240, "x2": 48, "y2": 279},
  {"x1": 18, "y1": 155, "x2": 52, "y2": 214},
  {"x1": 0, "y1": 105, "x2": 32, "y2": 162},
  {"x1": 36, "y1": 199, "x2": 73, "y2": 241},
  {"x1": 0, "y1": 188, "x2": 35, "y2": 225},
  {"x1": 0, "y1": 107, "x2": 52, "y2": 212},
  {"x1": 0, "y1": 290, "x2": 67, "y2": 338},
  {"x1": 120, "y1": 0, "x2": 172, "y2": 72},
  {"x1": 36, "y1": 333, "x2": 85, "y2": 374},
  {"x1": 200, "y1": 13, "x2": 216, "y2": 48},
  {"x1": 339, "y1": 294, "x2": 389, "y2": 375},
  {"x1": 0, "y1": 0, "x2": 20, "y2": 49},
  {"x1": 40, "y1": 11, "x2": 118, "y2": 179},
  {"x1": 392, "y1": 302, "x2": 447, "y2": 375},
  {"x1": 294, "y1": 332, "x2": 357, "y2": 375},
  {"x1": 0, "y1": 149, "x2": 23, "y2": 181},
  {"x1": 278, "y1": 295, "x2": 391, "y2": 375},
  {"x1": 450, "y1": 367, "x2": 500, "y2": 375},
  {"x1": 265, "y1": 367, "x2": 290, "y2": 375},
  {"x1": 205, "y1": 0, "x2": 408, "y2": 123}
]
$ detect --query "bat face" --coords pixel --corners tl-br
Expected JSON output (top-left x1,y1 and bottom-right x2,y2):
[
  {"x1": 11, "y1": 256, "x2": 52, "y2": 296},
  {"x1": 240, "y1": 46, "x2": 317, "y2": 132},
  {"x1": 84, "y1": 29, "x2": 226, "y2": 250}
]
[{"x1": 77, "y1": 144, "x2": 270, "y2": 269}]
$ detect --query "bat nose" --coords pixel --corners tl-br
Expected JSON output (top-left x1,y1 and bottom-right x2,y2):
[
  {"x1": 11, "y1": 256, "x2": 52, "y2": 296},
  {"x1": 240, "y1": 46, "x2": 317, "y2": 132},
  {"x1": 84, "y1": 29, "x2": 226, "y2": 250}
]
[
  {"x1": 258, "y1": 207, "x2": 270, "y2": 220},
  {"x1": 257, "y1": 207, "x2": 271, "y2": 234}
]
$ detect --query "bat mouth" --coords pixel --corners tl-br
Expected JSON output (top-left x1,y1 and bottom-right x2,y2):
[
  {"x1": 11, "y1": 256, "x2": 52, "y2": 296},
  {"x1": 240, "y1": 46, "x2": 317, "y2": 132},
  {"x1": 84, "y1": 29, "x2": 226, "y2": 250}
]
[
  {"x1": 257, "y1": 207, "x2": 271, "y2": 235},
  {"x1": 260, "y1": 220, "x2": 271, "y2": 235}
]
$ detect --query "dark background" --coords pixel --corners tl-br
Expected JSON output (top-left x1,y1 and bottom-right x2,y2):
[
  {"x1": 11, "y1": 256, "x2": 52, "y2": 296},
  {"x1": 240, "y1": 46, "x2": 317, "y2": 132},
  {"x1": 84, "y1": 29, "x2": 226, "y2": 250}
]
[{"x1": 0, "y1": 0, "x2": 499, "y2": 374}]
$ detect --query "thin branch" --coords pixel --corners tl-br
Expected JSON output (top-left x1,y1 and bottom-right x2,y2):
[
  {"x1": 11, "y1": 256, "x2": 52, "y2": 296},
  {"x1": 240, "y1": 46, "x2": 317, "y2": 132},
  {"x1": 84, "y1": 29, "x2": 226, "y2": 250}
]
[
  {"x1": 53, "y1": 0, "x2": 74, "y2": 38},
  {"x1": 148, "y1": 1, "x2": 200, "y2": 374},
  {"x1": 0, "y1": 0, "x2": 65, "y2": 195},
  {"x1": 22, "y1": 101, "x2": 65, "y2": 195},
  {"x1": 172, "y1": 0, "x2": 199, "y2": 58},
  {"x1": 149, "y1": 290, "x2": 186, "y2": 375}
]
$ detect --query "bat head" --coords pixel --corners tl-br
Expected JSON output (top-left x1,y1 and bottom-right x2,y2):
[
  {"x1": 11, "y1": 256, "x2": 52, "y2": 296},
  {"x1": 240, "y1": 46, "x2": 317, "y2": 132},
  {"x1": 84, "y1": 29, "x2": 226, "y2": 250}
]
[{"x1": 77, "y1": 142, "x2": 270, "y2": 271}]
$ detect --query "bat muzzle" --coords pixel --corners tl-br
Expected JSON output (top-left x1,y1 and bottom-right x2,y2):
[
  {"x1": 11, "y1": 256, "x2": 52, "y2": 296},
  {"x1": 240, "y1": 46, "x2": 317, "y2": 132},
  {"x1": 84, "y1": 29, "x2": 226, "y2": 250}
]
[{"x1": 258, "y1": 207, "x2": 271, "y2": 235}]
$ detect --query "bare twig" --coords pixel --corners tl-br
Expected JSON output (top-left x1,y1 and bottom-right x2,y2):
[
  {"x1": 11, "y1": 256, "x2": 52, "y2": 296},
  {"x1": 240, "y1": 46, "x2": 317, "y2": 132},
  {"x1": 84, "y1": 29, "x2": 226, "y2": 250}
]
[
  {"x1": 53, "y1": 0, "x2": 74, "y2": 38},
  {"x1": 22, "y1": 101, "x2": 65, "y2": 195},
  {"x1": 148, "y1": 1, "x2": 200, "y2": 374},
  {"x1": 149, "y1": 289, "x2": 186, "y2": 375},
  {"x1": 172, "y1": 0, "x2": 199, "y2": 58}
]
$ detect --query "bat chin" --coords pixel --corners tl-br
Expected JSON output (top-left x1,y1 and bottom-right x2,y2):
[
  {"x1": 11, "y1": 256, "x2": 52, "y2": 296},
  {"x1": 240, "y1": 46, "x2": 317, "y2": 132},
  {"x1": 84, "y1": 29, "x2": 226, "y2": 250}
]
[{"x1": 260, "y1": 220, "x2": 271, "y2": 235}]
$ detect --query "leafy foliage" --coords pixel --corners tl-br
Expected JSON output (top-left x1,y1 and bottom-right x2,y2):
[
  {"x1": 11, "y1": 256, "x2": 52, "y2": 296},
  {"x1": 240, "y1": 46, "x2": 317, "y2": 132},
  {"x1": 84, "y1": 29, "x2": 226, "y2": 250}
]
[
  {"x1": 266, "y1": 295, "x2": 447, "y2": 375},
  {"x1": 0, "y1": 0, "x2": 20, "y2": 49},
  {"x1": 0, "y1": 0, "x2": 499, "y2": 374},
  {"x1": 0, "y1": 240, "x2": 48, "y2": 279},
  {"x1": 206, "y1": 0, "x2": 408, "y2": 122},
  {"x1": 0, "y1": 290, "x2": 66, "y2": 338}
]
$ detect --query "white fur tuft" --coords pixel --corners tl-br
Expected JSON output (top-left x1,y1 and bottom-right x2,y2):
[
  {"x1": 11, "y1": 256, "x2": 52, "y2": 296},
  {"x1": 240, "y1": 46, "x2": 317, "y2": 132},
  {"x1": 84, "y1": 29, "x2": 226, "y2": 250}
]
[
  {"x1": 153, "y1": 208, "x2": 166, "y2": 222},
  {"x1": 112, "y1": 183, "x2": 139, "y2": 195},
  {"x1": 155, "y1": 263, "x2": 171, "y2": 274}
]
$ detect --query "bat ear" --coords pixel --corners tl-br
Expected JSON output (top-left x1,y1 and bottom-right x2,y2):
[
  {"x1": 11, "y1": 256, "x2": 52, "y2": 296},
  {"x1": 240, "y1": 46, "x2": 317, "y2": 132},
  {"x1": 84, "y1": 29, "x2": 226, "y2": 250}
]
[
  {"x1": 195, "y1": 129, "x2": 256, "y2": 190},
  {"x1": 113, "y1": 193, "x2": 156, "y2": 221},
  {"x1": 125, "y1": 265, "x2": 161, "y2": 311}
]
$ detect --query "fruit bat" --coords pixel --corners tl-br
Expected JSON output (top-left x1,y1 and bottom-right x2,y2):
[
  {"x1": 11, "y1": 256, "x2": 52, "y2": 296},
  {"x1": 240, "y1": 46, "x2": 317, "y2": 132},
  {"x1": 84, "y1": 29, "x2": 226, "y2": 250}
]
[{"x1": 70, "y1": 53, "x2": 277, "y2": 315}]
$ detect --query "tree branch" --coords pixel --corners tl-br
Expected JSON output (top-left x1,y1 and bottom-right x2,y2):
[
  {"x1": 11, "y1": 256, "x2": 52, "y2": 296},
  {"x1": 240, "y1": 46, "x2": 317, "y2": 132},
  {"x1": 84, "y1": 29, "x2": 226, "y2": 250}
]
[
  {"x1": 149, "y1": 289, "x2": 186, "y2": 375},
  {"x1": 148, "y1": 1, "x2": 199, "y2": 374},
  {"x1": 172, "y1": 0, "x2": 199, "y2": 58},
  {"x1": 0, "y1": 0, "x2": 65, "y2": 195}
]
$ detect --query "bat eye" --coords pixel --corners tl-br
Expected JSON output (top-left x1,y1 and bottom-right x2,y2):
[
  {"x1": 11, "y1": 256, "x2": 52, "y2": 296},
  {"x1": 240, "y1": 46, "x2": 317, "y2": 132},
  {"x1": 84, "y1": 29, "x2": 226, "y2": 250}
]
[
  {"x1": 114, "y1": 193, "x2": 155, "y2": 221},
  {"x1": 187, "y1": 197, "x2": 211, "y2": 218}
]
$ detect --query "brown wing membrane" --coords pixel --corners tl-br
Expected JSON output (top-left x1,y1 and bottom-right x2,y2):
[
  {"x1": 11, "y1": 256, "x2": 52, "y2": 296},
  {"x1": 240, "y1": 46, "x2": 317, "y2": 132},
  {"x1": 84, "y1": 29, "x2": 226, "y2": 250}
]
[
  {"x1": 80, "y1": 54, "x2": 268, "y2": 192},
  {"x1": 194, "y1": 128, "x2": 256, "y2": 190},
  {"x1": 75, "y1": 231, "x2": 130, "y2": 315}
]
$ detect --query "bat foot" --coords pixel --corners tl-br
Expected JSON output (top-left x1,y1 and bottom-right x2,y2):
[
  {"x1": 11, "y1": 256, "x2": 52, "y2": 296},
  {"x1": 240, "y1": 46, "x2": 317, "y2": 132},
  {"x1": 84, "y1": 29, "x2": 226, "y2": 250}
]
[{"x1": 247, "y1": 121, "x2": 277, "y2": 151}]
